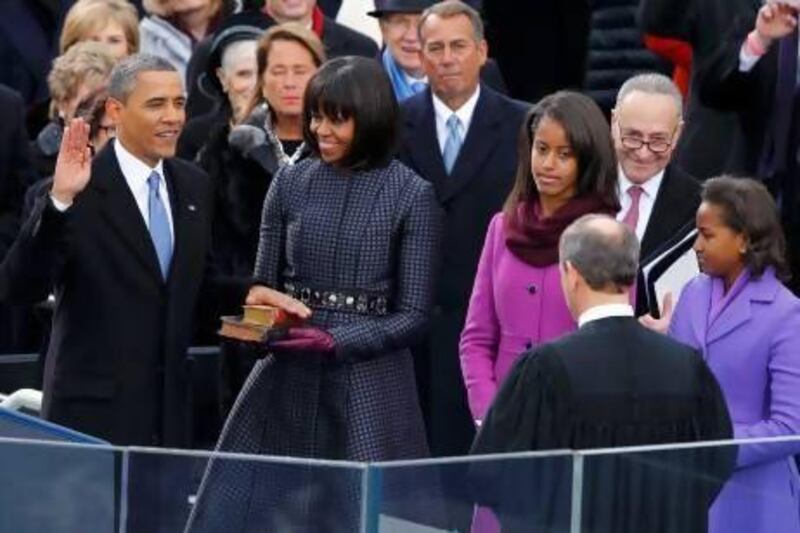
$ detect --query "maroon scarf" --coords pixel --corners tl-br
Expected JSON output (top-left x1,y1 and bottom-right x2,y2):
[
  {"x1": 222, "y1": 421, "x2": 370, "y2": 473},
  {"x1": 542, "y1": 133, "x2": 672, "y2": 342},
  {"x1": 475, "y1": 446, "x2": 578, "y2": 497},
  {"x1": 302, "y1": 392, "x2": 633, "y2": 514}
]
[{"x1": 505, "y1": 196, "x2": 617, "y2": 267}]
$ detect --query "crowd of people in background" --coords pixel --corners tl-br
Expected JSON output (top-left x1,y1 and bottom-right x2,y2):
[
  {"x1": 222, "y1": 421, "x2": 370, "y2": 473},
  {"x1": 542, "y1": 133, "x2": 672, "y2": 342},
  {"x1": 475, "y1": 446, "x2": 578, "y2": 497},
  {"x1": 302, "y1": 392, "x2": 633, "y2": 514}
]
[{"x1": 1, "y1": 0, "x2": 800, "y2": 532}]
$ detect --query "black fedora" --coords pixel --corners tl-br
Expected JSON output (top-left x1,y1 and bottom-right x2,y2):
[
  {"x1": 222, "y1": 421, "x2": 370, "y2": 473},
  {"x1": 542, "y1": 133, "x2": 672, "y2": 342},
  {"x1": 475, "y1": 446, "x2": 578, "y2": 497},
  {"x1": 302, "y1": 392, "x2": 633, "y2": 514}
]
[{"x1": 367, "y1": 0, "x2": 437, "y2": 18}]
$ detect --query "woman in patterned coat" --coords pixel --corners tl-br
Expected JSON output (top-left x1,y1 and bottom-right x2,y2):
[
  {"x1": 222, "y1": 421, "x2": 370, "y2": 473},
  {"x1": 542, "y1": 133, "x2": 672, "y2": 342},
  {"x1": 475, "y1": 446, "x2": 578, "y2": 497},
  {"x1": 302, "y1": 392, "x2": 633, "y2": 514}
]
[{"x1": 186, "y1": 56, "x2": 444, "y2": 532}]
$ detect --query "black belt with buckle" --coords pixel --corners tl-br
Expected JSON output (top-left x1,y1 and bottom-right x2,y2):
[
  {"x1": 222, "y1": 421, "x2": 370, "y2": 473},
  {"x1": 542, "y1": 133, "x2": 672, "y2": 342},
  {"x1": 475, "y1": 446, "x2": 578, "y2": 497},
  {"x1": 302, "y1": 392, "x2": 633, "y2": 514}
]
[{"x1": 283, "y1": 282, "x2": 390, "y2": 316}]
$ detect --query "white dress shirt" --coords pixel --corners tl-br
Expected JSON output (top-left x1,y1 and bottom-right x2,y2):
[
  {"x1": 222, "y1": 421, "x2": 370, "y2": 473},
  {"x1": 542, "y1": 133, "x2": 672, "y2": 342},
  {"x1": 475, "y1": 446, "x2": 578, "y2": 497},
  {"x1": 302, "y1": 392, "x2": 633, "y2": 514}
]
[
  {"x1": 404, "y1": 71, "x2": 428, "y2": 87},
  {"x1": 432, "y1": 86, "x2": 481, "y2": 154},
  {"x1": 615, "y1": 167, "x2": 665, "y2": 241},
  {"x1": 578, "y1": 303, "x2": 634, "y2": 328},
  {"x1": 114, "y1": 139, "x2": 175, "y2": 242}
]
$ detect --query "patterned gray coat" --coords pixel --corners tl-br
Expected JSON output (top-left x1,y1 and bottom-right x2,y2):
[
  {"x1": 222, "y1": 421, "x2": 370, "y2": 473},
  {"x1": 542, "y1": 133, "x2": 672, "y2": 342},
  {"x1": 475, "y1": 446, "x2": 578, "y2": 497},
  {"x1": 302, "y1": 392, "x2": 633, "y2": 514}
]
[{"x1": 186, "y1": 158, "x2": 444, "y2": 532}]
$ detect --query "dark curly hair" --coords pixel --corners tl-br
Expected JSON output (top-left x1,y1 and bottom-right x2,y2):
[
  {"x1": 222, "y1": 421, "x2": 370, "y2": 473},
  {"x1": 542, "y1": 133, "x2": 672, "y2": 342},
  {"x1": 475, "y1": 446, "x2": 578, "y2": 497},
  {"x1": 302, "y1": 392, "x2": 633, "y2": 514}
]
[{"x1": 702, "y1": 176, "x2": 789, "y2": 281}]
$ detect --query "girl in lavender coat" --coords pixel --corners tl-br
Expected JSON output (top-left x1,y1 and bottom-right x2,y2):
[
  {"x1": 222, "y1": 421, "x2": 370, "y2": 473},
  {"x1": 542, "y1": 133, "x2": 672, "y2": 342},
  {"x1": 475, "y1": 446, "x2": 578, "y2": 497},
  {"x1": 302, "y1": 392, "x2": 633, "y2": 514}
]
[
  {"x1": 665, "y1": 177, "x2": 800, "y2": 533},
  {"x1": 459, "y1": 91, "x2": 620, "y2": 424}
]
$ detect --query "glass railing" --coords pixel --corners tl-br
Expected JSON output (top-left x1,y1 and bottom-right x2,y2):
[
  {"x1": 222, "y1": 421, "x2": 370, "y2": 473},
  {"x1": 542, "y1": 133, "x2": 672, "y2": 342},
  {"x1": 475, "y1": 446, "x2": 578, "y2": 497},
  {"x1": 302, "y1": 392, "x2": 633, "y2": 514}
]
[{"x1": 2, "y1": 434, "x2": 800, "y2": 532}]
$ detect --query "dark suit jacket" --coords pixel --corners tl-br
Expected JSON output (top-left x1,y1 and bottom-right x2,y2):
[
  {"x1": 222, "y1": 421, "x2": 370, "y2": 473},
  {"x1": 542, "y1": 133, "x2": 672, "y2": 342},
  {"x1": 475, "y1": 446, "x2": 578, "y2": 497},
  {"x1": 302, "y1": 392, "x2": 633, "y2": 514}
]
[
  {"x1": 634, "y1": 164, "x2": 701, "y2": 315},
  {"x1": 398, "y1": 85, "x2": 529, "y2": 457},
  {"x1": 0, "y1": 142, "x2": 214, "y2": 447},
  {"x1": 639, "y1": 0, "x2": 760, "y2": 178},
  {"x1": 640, "y1": 164, "x2": 701, "y2": 261},
  {"x1": 0, "y1": 85, "x2": 36, "y2": 259},
  {"x1": 471, "y1": 316, "x2": 734, "y2": 533},
  {"x1": 694, "y1": 11, "x2": 781, "y2": 178}
]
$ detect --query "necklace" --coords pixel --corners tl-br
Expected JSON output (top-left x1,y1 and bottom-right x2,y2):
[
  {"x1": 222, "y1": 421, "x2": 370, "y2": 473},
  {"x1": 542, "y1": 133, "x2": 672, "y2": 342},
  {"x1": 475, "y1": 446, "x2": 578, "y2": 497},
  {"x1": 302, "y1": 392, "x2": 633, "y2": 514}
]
[{"x1": 261, "y1": 103, "x2": 305, "y2": 167}]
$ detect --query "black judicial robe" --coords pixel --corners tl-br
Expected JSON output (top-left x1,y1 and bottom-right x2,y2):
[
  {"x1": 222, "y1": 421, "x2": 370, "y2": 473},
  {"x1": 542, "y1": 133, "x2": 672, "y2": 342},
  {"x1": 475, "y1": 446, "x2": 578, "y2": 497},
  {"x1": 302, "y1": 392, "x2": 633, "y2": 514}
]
[{"x1": 470, "y1": 316, "x2": 735, "y2": 533}]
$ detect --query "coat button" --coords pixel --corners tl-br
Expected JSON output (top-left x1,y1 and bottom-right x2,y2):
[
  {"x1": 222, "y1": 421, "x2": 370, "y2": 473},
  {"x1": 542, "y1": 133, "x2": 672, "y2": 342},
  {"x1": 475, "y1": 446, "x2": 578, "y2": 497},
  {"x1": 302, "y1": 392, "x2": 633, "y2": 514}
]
[
  {"x1": 527, "y1": 284, "x2": 537, "y2": 294},
  {"x1": 525, "y1": 341, "x2": 533, "y2": 350}
]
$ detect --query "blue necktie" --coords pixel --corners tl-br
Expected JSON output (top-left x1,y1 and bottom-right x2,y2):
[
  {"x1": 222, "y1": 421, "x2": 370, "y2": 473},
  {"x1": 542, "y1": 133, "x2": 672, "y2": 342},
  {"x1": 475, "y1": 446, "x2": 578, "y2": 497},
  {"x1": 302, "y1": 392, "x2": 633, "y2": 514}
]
[
  {"x1": 147, "y1": 171, "x2": 172, "y2": 279},
  {"x1": 443, "y1": 114, "x2": 463, "y2": 174},
  {"x1": 410, "y1": 81, "x2": 427, "y2": 94}
]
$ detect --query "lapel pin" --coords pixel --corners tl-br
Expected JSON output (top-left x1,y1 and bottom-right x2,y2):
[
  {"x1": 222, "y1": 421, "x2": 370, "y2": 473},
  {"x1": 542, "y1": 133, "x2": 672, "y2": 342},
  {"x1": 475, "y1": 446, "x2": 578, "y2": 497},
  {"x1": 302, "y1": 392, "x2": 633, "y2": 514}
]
[{"x1": 187, "y1": 204, "x2": 196, "y2": 212}]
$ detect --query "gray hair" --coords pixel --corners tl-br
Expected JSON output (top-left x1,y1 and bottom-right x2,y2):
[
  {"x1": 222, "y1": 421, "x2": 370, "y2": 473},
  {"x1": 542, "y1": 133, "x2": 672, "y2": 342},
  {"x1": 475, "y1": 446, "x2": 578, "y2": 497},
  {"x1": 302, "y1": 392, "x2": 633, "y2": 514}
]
[
  {"x1": 221, "y1": 39, "x2": 257, "y2": 72},
  {"x1": 559, "y1": 214, "x2": 640, "y2": 293},
  {"x1": 418, "y1": 0, "x2": 485, "y2": 43},
  {"x1": 615, "y1": 73, "x2": 683, "y2": 118},
  {"x1": 109, "y1": 54, "x2": 178, "y2": 102}
]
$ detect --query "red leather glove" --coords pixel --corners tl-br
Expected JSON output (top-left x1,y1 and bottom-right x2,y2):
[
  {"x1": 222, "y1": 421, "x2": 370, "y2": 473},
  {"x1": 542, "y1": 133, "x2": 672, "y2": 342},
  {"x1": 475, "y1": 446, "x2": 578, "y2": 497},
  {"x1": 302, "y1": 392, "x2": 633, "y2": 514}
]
[{"x1": 270, "y1": 327, "x2": 336, "y2": 354}]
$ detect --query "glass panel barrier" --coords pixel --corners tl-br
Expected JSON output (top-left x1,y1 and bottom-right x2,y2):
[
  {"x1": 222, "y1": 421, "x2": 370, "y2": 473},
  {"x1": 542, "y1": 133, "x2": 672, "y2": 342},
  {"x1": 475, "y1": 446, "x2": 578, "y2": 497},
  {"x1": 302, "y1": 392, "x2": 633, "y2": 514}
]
[
  {"x1": 369, "y1": 450, "x2": 576, "y2": 532},
  {"x1": 578, "y1": 435, "x2": 800, "y2": 533},
  {"x1": 125, "y1": 447, "x2": 367, "y2": 533},
  {"x1": 3, "y1": 434, "x2": 800, "y2": 533},
  {"x1": 0, "y1": 437, "x2": 118, "y2": 533}
]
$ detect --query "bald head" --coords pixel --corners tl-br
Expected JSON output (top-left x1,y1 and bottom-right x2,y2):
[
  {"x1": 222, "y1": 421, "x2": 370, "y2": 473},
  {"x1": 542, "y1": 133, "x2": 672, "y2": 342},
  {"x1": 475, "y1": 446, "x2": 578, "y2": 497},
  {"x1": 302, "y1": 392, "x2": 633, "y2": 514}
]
[{"x1": 559, "y1": 215, "x2": 640, "y2": 293}]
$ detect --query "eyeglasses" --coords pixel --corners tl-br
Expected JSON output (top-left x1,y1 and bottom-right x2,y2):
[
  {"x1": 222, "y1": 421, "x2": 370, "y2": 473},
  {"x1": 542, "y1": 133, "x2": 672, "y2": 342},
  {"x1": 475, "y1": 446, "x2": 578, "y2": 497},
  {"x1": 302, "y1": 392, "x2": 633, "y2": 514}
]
[{"x1": 616, "y1": 121, "x2": 678, "y2": 154}]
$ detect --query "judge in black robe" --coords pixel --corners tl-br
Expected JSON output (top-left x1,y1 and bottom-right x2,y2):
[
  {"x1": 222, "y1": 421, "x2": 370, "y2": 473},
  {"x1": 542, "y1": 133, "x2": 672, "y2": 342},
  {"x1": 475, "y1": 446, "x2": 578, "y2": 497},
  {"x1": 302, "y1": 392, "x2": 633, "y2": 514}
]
[{"x1": 470, "y1": 214, "x2": 734, "y2": 533}]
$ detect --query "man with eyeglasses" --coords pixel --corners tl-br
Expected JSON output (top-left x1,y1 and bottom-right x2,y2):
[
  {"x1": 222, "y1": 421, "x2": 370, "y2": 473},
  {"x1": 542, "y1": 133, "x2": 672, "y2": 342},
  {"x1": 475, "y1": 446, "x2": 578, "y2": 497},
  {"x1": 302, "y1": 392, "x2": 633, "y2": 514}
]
[{"x1": 611, "y1": 73, "x2": 701, "y2": 315}]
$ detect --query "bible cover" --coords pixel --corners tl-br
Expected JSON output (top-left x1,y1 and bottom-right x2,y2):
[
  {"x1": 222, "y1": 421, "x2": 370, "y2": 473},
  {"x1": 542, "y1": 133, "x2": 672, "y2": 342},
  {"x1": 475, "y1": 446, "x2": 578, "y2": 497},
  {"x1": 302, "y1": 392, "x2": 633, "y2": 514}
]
[{"x1": 218, "y1": 305, "x2": 302, "y2": 343}]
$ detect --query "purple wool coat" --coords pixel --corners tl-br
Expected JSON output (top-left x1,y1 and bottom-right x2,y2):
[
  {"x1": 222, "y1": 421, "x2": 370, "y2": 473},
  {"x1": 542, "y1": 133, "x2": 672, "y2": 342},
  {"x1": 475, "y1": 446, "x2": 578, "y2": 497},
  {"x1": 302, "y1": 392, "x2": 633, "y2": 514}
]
[
  {"x1": 459, "y1": 212, "x2": 576, "y2": 421},
  {"x1": 669, "y1": 269, "x2": 800, "y2": 533}
]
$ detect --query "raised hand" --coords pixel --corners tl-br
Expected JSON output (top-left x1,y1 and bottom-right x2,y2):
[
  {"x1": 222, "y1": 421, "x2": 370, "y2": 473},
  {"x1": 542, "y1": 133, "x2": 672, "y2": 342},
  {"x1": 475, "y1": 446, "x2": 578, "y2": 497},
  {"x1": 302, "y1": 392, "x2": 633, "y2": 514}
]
[
  {"x1": 245, "y1": 285, "x2": 312, "y2": 319},
  {"x1": 755, "y1": 2, "x2": 798, "y2": 48},
  {"x1": 638, "y1": 291, "x2": 674, "y2": 335},
  {"x1": 51, "y1": 118, "x2": 92, "y2": 205}
]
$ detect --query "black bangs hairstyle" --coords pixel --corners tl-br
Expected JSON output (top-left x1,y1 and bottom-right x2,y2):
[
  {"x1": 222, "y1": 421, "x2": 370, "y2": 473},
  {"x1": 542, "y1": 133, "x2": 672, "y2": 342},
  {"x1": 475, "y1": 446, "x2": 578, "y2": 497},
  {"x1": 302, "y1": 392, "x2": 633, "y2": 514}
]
[
  {"x1": 303, "y1": 56, "x2": 399, "y2": 170},
  {"x1": 503, "y1": 90, "x2": 619, "y2": 219}
]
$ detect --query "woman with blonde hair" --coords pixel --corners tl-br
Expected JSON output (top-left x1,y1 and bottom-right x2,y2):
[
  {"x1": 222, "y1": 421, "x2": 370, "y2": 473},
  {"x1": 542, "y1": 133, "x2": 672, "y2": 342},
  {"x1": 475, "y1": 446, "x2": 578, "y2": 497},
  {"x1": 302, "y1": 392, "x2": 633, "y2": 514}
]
[
  {"x1": 60, "y1": 0, "x2": 140, "y2": 60},
  {"x1": 31, "y1": 42, "x2": 115, "y2": 179}
]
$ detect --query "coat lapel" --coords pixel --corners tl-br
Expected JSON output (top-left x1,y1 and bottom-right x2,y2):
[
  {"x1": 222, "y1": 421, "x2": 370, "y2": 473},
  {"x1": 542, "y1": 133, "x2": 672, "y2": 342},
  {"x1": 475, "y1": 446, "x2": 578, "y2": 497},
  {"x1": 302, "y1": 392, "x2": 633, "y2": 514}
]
[
  {"x1": 438, "y1": 87, "x2": 502, "y2": 203},
  {"x1": 706, "y1": 291, "x2": 752, "y2": 345},
  {"x1": 92, "y1": 144, "x2": 164, "y2": 283},
  {"x1": 641, "y1": 165, "x2": 687, "y2": 261},
  {"x1": 163, "y1": 159, "x2": 204, "y2": 288},
  {"x1": 705, "y1": 272, "x2": 779, "y2": 344},
  {"x1": 404, "y1": 91, "x2": 448, "y2": 196}
]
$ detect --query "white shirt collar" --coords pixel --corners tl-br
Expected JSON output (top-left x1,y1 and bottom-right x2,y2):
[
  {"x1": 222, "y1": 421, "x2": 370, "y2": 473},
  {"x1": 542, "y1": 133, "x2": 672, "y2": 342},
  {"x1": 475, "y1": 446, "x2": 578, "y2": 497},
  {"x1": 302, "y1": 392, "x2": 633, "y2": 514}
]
[
  {"x1": 617, "y1": 166, "x2": 665, "y2": 199},
  {"x1": 578, "y1": 303, "x2": 634, "y2": 328},
  {"x1": 432, "y1": 85, "x2": 481, "y2": 133},
  {"x1": 403, "y1": 71, "x2": 427, "y2": 86},
  {"x1": 113, "y1": 138, "x2": 164, "y2": 184}
]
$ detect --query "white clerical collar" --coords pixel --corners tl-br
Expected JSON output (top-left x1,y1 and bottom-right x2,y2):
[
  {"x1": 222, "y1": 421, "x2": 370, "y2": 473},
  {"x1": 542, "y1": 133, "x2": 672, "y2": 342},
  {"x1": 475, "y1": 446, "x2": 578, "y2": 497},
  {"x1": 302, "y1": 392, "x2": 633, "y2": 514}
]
[
  {"x1": 578, "y1": 303, "x2": 634, "y2": 328},
  {"x1": 432, "y1": 85, "x2": 481, "y2": 131},
  {"x1": 617, "y1": 166, "x2": 665, "y2": 199}
]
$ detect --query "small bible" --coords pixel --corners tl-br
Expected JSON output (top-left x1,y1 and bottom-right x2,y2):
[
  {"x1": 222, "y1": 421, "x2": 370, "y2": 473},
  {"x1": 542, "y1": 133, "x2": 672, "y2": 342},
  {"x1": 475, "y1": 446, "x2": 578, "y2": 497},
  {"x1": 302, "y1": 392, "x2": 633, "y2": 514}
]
[{"x1": 218, "y1": 305, "x2": 300, "y2": 343}]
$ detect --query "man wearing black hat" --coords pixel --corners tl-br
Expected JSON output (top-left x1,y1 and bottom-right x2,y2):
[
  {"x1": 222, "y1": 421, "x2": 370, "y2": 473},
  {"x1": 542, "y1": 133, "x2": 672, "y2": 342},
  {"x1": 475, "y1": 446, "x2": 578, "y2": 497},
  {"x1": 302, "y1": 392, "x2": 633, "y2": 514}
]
[
  {"x1": 369, "y1": 0, "x2": 507, "y2": 101},
  {"x1": 184, "y1": 0, "x2": 377, "y2": 120}
]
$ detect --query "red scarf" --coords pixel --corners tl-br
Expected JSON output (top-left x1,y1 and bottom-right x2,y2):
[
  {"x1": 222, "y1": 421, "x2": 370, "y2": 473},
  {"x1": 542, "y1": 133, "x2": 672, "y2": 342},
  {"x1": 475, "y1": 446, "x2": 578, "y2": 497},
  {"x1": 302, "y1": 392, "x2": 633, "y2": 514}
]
[
  {"x1": 312, "y1": 7, "x2": 325, "y2": 37},
  {"x1": 505, "y1": 196, "x2": 618, "y2": 267}
]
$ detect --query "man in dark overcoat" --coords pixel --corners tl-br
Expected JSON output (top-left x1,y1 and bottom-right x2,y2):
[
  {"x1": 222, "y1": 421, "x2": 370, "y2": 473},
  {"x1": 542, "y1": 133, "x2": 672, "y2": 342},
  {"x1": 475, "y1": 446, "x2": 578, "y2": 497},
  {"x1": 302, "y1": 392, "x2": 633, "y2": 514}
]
[
  {"x1": 397, "y1": 0, "x2": 528, "y2": 458},
  {"x1": 0, "y1": 55, "x2": 231, "y2": 448}
]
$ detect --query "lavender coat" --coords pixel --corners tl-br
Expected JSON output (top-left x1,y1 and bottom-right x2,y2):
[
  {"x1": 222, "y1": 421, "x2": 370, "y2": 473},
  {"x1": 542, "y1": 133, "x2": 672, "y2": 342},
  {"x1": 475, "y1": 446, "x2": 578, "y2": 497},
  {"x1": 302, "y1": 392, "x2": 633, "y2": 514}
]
[
  {"x1": 669, "y1": 269, "x2": 800, "y2": 533},
  {"x1": 459, "y1": 213, "x2": 576, "y2": 420}
]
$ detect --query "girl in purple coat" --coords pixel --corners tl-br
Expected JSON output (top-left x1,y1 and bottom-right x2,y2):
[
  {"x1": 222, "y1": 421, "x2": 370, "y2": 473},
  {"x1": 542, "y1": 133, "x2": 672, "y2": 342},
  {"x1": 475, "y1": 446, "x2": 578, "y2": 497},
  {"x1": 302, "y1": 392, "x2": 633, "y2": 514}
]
[
  {"x1": 459, "y1": 91, "x2": 619, "y2": 424},
  {"x1": 663, "y1": 177, "x2": 800, "y2": 533}
]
